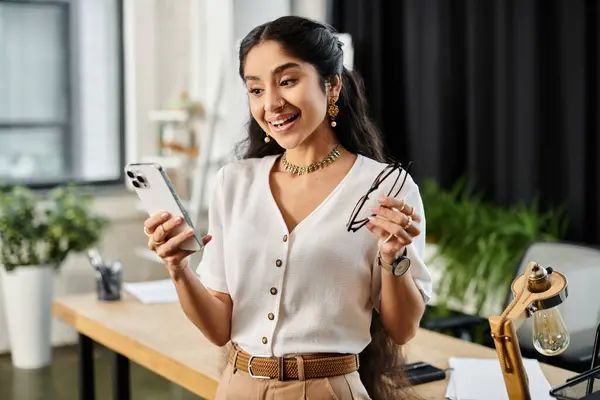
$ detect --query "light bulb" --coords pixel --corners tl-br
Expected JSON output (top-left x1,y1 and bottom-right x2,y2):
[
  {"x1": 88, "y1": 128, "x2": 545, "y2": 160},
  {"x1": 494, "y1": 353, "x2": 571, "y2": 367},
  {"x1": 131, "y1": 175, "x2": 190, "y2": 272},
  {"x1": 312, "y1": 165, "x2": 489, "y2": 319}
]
[{"x1": 532, "y1": 307, "x2": 570, "y2": 356}]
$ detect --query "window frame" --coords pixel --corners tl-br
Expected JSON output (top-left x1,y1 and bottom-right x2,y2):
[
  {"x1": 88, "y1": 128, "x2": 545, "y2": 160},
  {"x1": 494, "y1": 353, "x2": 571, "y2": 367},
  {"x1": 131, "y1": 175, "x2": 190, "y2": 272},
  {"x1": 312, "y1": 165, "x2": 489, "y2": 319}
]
[{"x1": 0, "y1": 0, "x2": 125, "y2": 189}]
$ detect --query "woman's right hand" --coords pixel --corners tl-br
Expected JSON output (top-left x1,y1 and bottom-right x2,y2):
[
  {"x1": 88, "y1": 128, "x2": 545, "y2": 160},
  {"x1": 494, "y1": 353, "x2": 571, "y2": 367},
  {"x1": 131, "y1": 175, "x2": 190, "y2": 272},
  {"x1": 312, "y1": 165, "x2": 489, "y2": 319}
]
[{"x1": 144, "y1": 212, "x2": 212, "y2": 272}]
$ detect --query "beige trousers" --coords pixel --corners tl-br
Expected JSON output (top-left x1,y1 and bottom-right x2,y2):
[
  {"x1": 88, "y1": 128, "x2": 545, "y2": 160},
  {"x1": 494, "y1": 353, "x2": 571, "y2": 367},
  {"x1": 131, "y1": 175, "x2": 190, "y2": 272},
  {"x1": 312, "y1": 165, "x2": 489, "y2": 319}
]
[{"x1": 214, "y1": 363, "x2": 372, "y2": 400}]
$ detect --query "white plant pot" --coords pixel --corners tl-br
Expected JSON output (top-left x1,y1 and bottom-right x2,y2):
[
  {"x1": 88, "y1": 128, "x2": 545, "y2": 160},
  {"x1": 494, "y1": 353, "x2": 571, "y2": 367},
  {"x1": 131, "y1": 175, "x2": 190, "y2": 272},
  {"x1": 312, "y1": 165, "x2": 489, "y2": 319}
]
[{"x1": 0, "y1": 264, "x2": 54, "y2": 369}]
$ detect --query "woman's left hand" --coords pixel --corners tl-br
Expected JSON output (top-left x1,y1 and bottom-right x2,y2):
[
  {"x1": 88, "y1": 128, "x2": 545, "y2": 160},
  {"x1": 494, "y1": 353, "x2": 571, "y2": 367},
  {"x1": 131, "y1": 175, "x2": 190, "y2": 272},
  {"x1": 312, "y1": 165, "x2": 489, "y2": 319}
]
[{"x1": 366, "y1": 196, "x2": 422, "y2": 264}]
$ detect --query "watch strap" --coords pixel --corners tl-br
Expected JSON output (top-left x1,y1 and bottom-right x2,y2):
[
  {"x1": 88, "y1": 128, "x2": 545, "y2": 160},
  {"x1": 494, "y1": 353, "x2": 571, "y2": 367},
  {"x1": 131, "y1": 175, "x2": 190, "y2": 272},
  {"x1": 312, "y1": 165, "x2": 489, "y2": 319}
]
[
  {"x1": 377, "y1": 248, "x2": 410, "y2": 277},
  {"x1": 377, "y1": 254, "x2": 394, "y2": 274}
]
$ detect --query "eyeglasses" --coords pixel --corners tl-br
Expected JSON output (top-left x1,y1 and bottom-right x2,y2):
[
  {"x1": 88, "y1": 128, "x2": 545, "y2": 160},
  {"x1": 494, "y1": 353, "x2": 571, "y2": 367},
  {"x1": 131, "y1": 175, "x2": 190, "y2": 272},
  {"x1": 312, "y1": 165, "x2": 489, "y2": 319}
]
[{"x1": 346, "y1": 161, "x2": 413, "y2": 233}]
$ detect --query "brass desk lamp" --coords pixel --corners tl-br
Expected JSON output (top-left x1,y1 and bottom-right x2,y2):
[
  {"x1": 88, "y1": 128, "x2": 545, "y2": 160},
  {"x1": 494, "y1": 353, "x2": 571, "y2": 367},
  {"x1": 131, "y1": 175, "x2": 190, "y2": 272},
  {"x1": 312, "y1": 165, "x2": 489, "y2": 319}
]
[{"x1": 488, "y1": 261, "x2": 570, "y2": 400}]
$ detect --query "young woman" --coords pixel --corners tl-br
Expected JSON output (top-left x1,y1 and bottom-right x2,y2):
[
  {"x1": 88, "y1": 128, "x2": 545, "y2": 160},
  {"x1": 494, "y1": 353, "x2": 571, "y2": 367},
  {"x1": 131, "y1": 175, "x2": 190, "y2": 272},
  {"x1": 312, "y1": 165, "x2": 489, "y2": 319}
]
[{"x1": 143, "y1": 16, "x2": 432, "y2": 400}]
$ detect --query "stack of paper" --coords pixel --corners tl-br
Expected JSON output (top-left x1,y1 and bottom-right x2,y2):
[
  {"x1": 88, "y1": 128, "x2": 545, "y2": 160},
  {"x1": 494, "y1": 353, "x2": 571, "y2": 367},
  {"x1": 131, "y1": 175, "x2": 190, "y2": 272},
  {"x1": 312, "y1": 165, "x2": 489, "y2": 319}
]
[
  {"x1": 445, "y1": 357, "x2": 553, "y2": 400},
  {"x1": 123, "y1": 279, "x2": 178, "y2": 304}
]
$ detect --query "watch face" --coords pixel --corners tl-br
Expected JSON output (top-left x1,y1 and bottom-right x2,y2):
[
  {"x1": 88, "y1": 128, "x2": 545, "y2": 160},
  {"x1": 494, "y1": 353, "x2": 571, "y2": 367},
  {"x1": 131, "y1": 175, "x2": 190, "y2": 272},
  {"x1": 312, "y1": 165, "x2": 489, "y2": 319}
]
[{"x1": 393, "y1": 257, "x2": 411, "y2": 276}]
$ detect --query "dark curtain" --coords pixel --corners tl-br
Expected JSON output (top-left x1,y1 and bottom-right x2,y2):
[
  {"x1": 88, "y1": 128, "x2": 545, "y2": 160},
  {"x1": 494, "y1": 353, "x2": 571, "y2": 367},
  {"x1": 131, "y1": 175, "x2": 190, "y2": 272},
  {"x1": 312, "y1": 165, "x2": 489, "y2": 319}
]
[{"x1": 332, "y1": 0, "x2": 600, "y2": 244}]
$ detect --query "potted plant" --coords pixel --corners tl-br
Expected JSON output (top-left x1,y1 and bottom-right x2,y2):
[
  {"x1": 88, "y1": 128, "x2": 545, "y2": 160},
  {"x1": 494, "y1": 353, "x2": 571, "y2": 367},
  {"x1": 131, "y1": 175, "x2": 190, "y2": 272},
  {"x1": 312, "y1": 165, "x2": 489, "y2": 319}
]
[
  {"x1": 0, "y1": 185, "x2": 108, "y2": 369},
  {"x1": 420, "y1": 178, "x2": 568, "y2": 319}
]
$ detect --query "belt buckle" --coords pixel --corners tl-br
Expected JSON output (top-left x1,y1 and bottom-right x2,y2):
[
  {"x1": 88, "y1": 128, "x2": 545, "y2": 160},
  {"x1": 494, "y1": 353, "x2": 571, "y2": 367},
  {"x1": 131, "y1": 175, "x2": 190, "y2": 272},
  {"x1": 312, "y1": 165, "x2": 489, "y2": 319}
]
[{"x1": 248, "y1": 355, "x2": 272, "y2": 379}]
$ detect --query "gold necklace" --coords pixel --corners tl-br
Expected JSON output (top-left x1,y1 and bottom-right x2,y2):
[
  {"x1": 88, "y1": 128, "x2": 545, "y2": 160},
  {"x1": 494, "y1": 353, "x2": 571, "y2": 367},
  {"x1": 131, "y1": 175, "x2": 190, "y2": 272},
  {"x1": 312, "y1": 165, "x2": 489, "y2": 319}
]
[{"x1": 280, "y1": 145, "x2": 341, "y2": 175}]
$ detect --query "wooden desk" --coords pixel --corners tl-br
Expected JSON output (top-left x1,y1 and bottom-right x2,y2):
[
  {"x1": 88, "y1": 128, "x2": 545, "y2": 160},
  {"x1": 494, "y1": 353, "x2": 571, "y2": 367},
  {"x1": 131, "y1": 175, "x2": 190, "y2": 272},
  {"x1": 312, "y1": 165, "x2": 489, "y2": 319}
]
[
  {"x1": 403, "y1": 329, "x2": 575, "y2": 398},
  {"x1": 53, "y1": 293, "x2": 575, "y2": 399}
]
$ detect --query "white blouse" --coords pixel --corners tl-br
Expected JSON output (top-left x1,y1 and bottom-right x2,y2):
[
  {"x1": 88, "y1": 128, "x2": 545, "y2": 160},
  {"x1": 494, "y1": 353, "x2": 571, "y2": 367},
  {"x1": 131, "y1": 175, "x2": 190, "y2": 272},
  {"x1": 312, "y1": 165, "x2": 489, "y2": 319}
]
[{"x1": 196, "y1": 154, "x2": 432, "y2": 357}]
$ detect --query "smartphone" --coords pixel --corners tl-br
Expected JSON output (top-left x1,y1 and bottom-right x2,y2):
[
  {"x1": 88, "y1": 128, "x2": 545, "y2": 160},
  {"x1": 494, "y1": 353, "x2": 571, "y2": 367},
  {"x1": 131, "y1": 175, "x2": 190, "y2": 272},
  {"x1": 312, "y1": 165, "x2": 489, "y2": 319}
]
[
  {"x1": 125, "y1": 162, "x2": 203, "y2": 252},
  {"x1": 405, "y1": 361, "x2": 446, "y2": 385}
]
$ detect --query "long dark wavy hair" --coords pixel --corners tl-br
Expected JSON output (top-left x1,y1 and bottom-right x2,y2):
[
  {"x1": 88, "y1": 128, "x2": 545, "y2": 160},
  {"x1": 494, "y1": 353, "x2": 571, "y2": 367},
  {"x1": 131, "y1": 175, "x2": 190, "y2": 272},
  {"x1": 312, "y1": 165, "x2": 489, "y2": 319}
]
[{"x1": 236, "y1": 16, "x2": 413, "y2": 400}]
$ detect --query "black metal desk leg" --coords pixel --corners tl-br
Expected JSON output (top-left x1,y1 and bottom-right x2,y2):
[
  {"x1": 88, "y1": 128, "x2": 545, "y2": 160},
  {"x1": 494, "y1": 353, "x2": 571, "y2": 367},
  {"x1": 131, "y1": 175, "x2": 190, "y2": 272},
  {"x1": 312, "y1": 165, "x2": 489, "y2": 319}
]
[
  {"x1": 78, "y1": 333, "x2": 95, "y2": 400},
  {"x1": 113, "y1": 352, "x2": 130, "y2": 400}
]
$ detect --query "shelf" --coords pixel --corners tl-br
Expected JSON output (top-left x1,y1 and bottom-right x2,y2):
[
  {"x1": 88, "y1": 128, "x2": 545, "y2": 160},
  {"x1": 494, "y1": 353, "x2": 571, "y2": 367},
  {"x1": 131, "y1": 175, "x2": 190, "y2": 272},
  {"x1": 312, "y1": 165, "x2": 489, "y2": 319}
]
[{"x1": 148, "y1": 109, "x2": 190, "y2": 122}]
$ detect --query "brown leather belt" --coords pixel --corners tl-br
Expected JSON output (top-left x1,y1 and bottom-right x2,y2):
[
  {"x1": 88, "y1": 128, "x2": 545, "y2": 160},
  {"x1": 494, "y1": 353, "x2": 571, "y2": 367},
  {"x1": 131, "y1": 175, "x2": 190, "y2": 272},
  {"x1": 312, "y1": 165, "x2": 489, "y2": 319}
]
[{"x1": 228, "y1": 346, "x2": 360, "y2": 381}]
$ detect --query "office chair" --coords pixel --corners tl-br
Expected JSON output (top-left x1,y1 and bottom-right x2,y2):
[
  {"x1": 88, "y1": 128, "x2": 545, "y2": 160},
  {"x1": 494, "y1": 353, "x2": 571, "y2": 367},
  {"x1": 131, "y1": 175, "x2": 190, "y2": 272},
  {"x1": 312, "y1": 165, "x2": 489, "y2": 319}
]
[
  {"x1": 512, "y1": 241, "x2": 600, "y2": 373},
  {"x1": 421, "y1": 241, "x2": 600, "y2": 373}
]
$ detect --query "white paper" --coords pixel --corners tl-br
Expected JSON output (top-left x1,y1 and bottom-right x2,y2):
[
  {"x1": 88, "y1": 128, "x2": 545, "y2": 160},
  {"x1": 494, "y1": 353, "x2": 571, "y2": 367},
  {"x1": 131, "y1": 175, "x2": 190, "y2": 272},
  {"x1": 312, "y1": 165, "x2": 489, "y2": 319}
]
[
  {"x1": 445, "y1": 357, "x2": 553, "y2": 400},
  {"x1": 123, "y1": 279, "x2": 178, "y2": 304}
]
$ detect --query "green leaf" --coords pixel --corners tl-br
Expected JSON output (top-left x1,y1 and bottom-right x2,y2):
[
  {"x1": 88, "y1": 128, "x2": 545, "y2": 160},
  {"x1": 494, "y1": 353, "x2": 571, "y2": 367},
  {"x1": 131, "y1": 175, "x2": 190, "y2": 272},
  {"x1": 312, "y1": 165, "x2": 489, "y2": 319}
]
[
  {"x1": 0, "y1": 184, "x2": 110, "y2": 270},
  {"x1": 421, "y1": 177, "x2": 569, "y2": 315}
]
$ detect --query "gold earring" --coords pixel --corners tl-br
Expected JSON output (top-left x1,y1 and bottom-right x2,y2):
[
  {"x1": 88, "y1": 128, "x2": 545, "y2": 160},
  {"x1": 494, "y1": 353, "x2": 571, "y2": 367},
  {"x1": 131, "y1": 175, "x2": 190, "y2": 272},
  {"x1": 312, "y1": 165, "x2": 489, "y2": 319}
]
[
  {"x1": 264, "y1": 132, "x2": 271, "y2": 143},
  {"x1": 328, "y1": 101, "x2": 339, "y2": 127}
]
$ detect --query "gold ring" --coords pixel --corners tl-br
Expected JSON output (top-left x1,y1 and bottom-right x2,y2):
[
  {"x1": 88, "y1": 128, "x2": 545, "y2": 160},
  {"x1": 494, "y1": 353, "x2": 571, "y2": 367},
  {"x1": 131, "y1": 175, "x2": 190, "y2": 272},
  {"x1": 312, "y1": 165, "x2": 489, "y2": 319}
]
[
  {"x1": 152, "y1": 238, "x2": 166, "y2": 245},
  {"x1": 143, "y1": 226, "x2": 152, "y2": 237},
  {"x1": 152, "y1": 224, "x2": 167, "y2": 245},
  {"x1": 399, "y1": 200, "x2": 407, "y2": 213},
  {"x1": 408, "y1": 206, "x2": 415, "y2": 218},
  {"x1": 402, "y1": 216, "x2": 412, "y2": 230}
]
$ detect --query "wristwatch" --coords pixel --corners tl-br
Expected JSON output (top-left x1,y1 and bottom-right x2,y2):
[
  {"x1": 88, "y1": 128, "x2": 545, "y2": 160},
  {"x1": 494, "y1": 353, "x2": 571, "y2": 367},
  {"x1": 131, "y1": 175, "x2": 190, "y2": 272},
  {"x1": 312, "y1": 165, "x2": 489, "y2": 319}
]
[{"x1": 377, "y1": 250, "x2": 411, "y2": 277}]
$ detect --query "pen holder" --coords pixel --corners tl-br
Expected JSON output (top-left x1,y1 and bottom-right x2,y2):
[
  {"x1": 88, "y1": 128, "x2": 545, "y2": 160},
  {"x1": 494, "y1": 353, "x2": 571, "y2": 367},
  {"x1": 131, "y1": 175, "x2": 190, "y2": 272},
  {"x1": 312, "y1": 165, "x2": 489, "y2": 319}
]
[
  {"x1": 95, "y1": 262, "x2": 122, "y2": 301},
  {"x1": 550, "y1": 322, "x2": 600, "y2": 399},
  {"x1": 549, "y1": 369, "x2": 600, "y2": 400}
]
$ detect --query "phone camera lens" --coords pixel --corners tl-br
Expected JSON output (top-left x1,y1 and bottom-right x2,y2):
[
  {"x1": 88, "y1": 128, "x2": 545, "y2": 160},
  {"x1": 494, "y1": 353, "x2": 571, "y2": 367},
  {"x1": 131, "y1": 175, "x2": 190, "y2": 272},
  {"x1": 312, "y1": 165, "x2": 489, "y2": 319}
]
[
  {"x1": 132, "y1": 180, "x2": 140, "y2": 188},
  {"x1": 136, "y1": 175, "x2": 146, "y2": 184},
  {"x1": 126, "y1": 171, "x2": 135, "y2": 178}
]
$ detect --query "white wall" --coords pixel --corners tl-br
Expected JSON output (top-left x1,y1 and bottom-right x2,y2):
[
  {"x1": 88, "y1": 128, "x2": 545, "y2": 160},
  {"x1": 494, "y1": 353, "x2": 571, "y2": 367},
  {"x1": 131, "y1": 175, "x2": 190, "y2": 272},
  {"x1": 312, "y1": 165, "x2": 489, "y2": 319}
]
[
  {"x1": 156, "y1": 0, "x2": 191, "y2": 105},
  {"x1": 291, "y1": 0, "x2": 329, "y2": 22},
  {"x1": 78, "y1": 0, "x2": 121, "y2": 181},
  {"x1": 124, "y1": 0, "x2": 158, "y2": 164}
]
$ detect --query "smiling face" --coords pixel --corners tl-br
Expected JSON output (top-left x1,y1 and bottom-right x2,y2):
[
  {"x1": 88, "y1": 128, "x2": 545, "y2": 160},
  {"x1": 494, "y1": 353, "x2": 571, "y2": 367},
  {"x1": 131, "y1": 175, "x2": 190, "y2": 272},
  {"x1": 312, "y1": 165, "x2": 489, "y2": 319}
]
[{"x1": 243, "y1": 40, "x2": 341, "y2": 150}]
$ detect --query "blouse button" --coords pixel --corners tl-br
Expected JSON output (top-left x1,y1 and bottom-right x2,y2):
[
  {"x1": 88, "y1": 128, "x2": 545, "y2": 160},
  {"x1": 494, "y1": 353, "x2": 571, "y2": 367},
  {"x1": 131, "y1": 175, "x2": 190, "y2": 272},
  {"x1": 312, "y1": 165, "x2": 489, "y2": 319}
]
[
  {"x1": 270, "y1": 287, "x2": 278, "y2": 295},
  {"x1": 283, "y1": 234, "x2": 288, "y2": 242},
  {"x1": 268, "y1": 313, "x2": 275, "y2": 320},
  {"x1": 275, "y1": 259, "x2": 282, "y2": 267},
  {"x1": 262, "y1": 337, "x2": 268, "y2": 344}
]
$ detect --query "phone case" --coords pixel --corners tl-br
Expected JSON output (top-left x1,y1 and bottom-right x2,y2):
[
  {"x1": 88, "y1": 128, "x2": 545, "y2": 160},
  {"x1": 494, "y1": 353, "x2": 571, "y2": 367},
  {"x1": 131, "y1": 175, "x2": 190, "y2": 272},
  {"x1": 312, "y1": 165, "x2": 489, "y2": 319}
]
[
  {"x1": 125, "y1": 163, "x2": 203, "y2": 252},
  {"x1": 405, "y1": 363, "x2": 446, "y2": 385}
]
